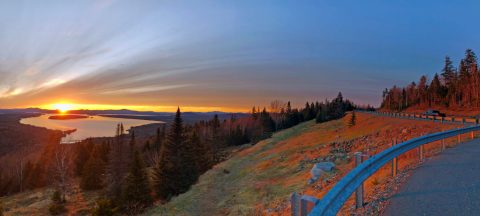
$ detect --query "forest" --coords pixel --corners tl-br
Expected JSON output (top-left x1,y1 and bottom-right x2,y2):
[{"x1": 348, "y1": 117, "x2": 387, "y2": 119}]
[
  {"x1": 0, "y1": 93, "x2": 354, "y2": 215},
  {"x1": 381, "y1": 49, "x2": 479, "y2": 111}
]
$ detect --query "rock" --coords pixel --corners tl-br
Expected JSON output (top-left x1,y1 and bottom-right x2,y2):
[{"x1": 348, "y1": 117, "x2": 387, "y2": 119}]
[
  {"x1": 315, "y1": 161, "x2": 336, "y2": 171},
  {"x1": 309, "y1": 162, "x2": 336, "y2": 184}
]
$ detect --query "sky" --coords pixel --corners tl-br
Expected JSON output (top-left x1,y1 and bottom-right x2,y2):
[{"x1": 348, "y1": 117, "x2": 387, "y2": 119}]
[{"x1": 1, "y1": 0, "x2": 480, "y2": 112}]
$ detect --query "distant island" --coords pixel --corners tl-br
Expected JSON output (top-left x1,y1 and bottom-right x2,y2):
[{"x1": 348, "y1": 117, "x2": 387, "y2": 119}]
[{"x1": 49, "y1": 114, "x2": 89, "y2": 120}]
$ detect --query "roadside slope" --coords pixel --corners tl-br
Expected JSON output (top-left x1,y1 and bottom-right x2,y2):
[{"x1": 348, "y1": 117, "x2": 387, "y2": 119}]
[{"x1": 147, "y1": 112, "x2": 454, "y2": 216}]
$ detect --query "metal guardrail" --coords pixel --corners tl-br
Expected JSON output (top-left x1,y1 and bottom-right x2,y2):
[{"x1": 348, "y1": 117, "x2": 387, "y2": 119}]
[
  {"x1": 298, "y1": 111, "x2": 480, "y2": 216},
  {"x1": 366, "y1": 111, "x2": 479, "y2": 125}
]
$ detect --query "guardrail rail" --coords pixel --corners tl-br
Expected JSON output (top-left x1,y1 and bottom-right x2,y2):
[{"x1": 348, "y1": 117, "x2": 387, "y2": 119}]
[{"x1": 292, "y1": 111, "x2": 480, "y2": 216}]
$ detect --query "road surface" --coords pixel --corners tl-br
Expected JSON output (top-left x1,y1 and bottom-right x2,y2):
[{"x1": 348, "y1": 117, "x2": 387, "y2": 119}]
[{"x1": 384, "y1": 138, "x2": 480, "y2": 215}]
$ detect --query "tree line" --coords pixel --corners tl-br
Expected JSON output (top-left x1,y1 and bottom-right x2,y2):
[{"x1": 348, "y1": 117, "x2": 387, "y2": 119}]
[
  {"x1": 0, "y1": 93, "x2": 355, "y2": 215},
  {"x1": 382, "y1": 49, "x2": 480, "y2": 111}
]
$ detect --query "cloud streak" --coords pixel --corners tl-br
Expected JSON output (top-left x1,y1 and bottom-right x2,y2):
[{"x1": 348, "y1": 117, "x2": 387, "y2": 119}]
[{"x1": 1, "y1": 1, "x2": 480, "y2": 111}]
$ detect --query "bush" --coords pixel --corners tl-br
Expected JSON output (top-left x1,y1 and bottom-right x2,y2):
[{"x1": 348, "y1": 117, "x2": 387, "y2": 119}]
[
  {"x1": 49, "y1": 203, "x2": 66, "y2": 215},
  {"x1": 0, "y1": 200, "x2": 4, "y2": 216},
  {"x1": 91, "y1": 198, "x2": 115, "y2": 216},
  {"x1": 51, "y1": 191, "x2": 63, "y2": 203},
  {"x1": 49, "y1": 190, "x2": 66, "y2": 215}
]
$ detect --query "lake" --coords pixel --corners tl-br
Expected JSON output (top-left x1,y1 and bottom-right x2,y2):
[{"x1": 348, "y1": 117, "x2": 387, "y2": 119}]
[{"x1": 20, "y1": 114, "x2": 161, "y2": 143}]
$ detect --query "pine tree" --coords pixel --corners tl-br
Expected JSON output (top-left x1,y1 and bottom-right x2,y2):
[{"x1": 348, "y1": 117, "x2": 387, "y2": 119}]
[
  {"x1": 122, "y1": 151, "x2": 152, "y2": 213},
  {"x1": 429, "y1": 73, "x2": 444, "y2": 106},
  {"x1": 80, "y1": 146, "x2": 106, "y2": 190},
  {"x1": 179, "y1": 132, "x2": 200, "y2": 190},
  {"x1": 441, "y1": 56, "x2": 456, "y2": 86},
  {"x1": 153, "y1": 107, "x2": 186, "y2": 200},
  {"x1": 105, "y1": 124, "x2": 129, "y2": 202},
  {"x1": 210, "y1": 114, "x2": 222, "y2": 163},
  {"x1": 74, "y1": 142, "x2": 91, "y2": 176},
  {"x1": 316, "y1": 107, "x2": 327, "y2": 123},
  {"x1": 189, "y1": 130, "x2": 212, "y2": 174},
  {"x1": 348, "y1": 111, "x2": 356, "y2": 127}
]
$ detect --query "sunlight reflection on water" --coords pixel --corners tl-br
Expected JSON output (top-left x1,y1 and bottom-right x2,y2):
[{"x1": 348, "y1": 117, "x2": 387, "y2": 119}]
[{"x1": 20, "y1": 114, "x2": 160, "y2": 143}]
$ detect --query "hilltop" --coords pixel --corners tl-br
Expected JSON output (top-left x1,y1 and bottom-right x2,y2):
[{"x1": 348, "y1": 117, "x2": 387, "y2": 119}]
[
  {"x1": 146, "y1": 112, "x2": 454, "y2": 215},
  {"x1": 1, "y1": 112, "x2": 458, "y2": 215}
]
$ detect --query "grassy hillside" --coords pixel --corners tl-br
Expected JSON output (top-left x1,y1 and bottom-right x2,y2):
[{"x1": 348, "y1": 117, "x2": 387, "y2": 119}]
[
  {"x1": 0, "y1": 112, "x2": 457, "y2": 215},
  {"x1": 147, "y1": 113, "x2": 455, "y2": 215},
  {"x1": 0, "y1": 184, "x2": 99, "y2": 216}
]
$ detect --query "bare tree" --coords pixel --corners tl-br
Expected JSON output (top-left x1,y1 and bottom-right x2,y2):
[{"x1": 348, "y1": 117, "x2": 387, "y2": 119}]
[
  {"x1": 52, "y1": 144, "x2": 71, "y2": 201},
  {"x1": 269, "y1": 100, "x2": 286, "y2": 122},
  {"x1": 13, "y1": 147, "x2": 27, "y2": 193}
]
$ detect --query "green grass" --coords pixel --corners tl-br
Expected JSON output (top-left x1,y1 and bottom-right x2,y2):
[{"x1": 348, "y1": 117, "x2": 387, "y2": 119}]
[{"x1": 145, "y1": 119, "x2": 331, "y2": 216}]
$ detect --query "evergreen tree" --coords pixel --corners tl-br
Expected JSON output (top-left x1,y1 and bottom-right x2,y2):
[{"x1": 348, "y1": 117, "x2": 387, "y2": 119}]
[
  {"x1": 105, "y1": 124, "x2": 129, "y2": 202},
  {"x1": 348, "y1": 111, "x2": 356, "y2": 127},
  {"x1": 210, "y1": 114, "x2": 222, "y2": 162},
  {"x1": 122, "y1": 151, "x2": 152, "y2": 213},
  {"x1": 190, "y1": 130, "x2": 212, "y2": 174},
  {"x1": 80, "y1": 146, "x2": 106, "y2": 190},
  {"x1": 316, "y1": 107, "x2": 327, "y2": 123},
  {"x1": 441, "y1": 56, "x2": 456, "y2": 86},
  {"x1": 74, "y1": 142, "x2": 91, "y2": 176},
  {"x1": 258, "y1": 108, "x2": 276, "y2": 140},
  {"x1": 153, "y1": 107, "x2": 187, "y2": 200}
]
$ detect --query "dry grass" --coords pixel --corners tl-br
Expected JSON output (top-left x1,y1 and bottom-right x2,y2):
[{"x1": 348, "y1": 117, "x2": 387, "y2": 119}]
[
  {"x1": 0, "y1": 183, "x2": 99, "y2": 216},
  {"x1": 146, "y1": 112, "x2": 457, "y2": 216}
]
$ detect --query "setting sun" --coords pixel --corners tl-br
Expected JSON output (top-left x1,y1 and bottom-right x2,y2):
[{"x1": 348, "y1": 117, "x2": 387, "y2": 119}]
[{"x1": 53, "y1": 103, "x2": 73, "y2": 113}]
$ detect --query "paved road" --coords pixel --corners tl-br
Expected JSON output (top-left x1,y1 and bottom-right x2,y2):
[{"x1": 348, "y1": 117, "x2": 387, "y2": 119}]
[{"x1": 384, "y1": 139, "x2": 480, "y2": 216}]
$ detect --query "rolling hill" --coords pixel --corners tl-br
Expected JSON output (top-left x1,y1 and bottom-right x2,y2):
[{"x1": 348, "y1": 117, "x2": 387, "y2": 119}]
[{"x1": 146, "y1": 112, "x2": 454, "y2": 215}]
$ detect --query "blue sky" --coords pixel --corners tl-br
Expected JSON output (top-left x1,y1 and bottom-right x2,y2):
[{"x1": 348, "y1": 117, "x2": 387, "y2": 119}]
[{"x1": 0, "y1": 0, "x2": 479, "y2": 111}]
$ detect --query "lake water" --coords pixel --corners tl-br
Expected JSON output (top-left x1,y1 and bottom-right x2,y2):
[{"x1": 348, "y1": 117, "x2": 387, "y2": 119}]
[{"x1": 20, "y1": 114, "x2": 160, "y2": 143}]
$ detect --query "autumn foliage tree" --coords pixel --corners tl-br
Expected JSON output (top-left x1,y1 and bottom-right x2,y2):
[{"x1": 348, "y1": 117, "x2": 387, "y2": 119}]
[{"x1": 382, "y1": 49, "x2": 480, "y2": 110}]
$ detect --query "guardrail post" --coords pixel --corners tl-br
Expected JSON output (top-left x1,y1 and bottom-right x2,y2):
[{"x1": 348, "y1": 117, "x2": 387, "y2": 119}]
[
  {"x1": 354, "y1": 152, "x2": 364, "y2": 209},
  {"x1": 476, "y1": 116, "x2": 479, "y2": 125},
  {"x1": 291, "y1": 192, "x2": 299, "y2": 216},
  {"x1": 301, "y1": 199, "x2": 308, "y2": 216},
  {"x1": 419, "y1": 145, "x2": 424, "y2": 162},
  {"x1": 471, "y1": 131, "x2": 474, "y2": 140},
  {"x1": 458, "y1": 134, "x2": 461, "y2": 144},
  {"x1": 391, "y1": 140, "x2": 397, "y2": 177},
  {"x1": 441, "y1": 130, "x2": 446, "y2": 151},
  {"x1": 299, "y1": 195, "x2": 319, "y2": 216},
  {"x1": 442, "y1": 137, "x2": 445, "y2": 151}
]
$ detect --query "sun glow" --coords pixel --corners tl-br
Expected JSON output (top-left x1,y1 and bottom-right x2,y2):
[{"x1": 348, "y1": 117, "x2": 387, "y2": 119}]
[
  {"x1": 53, "y1": 103, "x2": 73, "y2": 113},
  {"x1": 39, "y1": 102, "x2": 245, "y2": 112}
]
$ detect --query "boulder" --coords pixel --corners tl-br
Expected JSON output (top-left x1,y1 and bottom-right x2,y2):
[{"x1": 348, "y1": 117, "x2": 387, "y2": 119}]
[{"x1": 308, "y1": 162, "x2": 336, "y2": 184}]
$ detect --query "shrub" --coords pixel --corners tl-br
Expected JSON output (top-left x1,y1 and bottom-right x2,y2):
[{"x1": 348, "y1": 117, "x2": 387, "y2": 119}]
[
  {"x1": 91, "y1": 198, "x2": 115, "y2": 216},
  {"x1": 49, "y1": 190, "x2": 66, "y2": 215},
  {"x1": 0, "y1": 200, "x2": 4, "y2": 216},
  {"x1": 49, "y1": 203, "x2": 66, "y2": 215}
]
